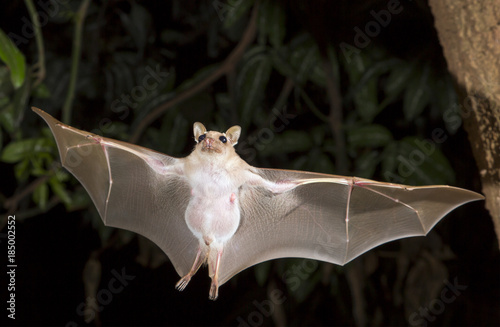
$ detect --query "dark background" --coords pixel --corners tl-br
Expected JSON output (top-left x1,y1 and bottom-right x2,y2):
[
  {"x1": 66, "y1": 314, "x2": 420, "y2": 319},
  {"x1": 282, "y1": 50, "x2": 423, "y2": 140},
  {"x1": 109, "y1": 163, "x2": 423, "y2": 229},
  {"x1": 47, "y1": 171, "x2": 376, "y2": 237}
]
[{"x1": 0, "y1": 0, "x2": 498, "y2": 326}]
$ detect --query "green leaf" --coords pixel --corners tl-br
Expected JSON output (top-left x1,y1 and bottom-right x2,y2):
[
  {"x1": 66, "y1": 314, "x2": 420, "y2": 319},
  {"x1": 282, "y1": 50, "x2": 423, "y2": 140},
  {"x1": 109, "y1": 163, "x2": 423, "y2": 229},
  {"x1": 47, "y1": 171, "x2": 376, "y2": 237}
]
[
  {"x1": 355, "y1": 82, "x2": 378, "y2": 122},
  {"x1": 347, "y1": 124, "x2": 393, "y2": 148},
  {"x1": 32, "y1": 82, "x2": 51, "y2": 98},
  {"x1": 343, "y1": 50, "x2": 367, "y2": 83},
  {"x1": 259, "y1": 0, "x2": 285, "y2": 48},
  {"x1": 34, "y1": 137, "x2": 54, "y2": 153},
  {"x1": 381, "y1": 60, "x2": 415, "y2": 109},
  {"x1": 383, "y1": 137, "x2": 454, "y2": 185},
  {"x1": 354, "y1": 150, "x2": 379, "y2": 178},
  {"x1": 160, "y1": 111, "x2": 189, "y2": 155},
  {"x1": 260, "y1": 130, "x2": 312, "y2": 156},
  {"x1": 343, "y1": 53, "x2": 380, "y2": 122},
  {"x1": 290, "y1": 37, "x2": 320, "y2": 85},
  {"x1": 381, "y1": 141, "x2": 399, "y2": 177},
  {"x1": 0, "y1": 66, "x2": 13, "y2": 97},
  {"x1": 270, "y1": 48, "x2": 298, "y2": 80},
  {"x1": 310, "y1": 152, "x2": 335, "y2": 174},
  {"x1": 351, "y1": 58, "x2": 399, "y2": 97},
  {"x1": 271, "y1": 35, "x2": 326, "y2": 87},
  {"x1": 14, "y1": 158, "x2": 30, "y2": 181},
  {"x1": 54, "y1": 168, "x2": 70, "y2": 183},
  {"x1": 1, "y1": 139, "x2": 36, "y2": 163},
  {"x1": 237, "y1": 49, "x2": 272, "y2": 129},
  {"x1": 403, "y1": 63, "x2": 431, "y2": 121},
  {"x1": 221, "y1": 0, "x2": 255, "y2": 28},
  {"x1": 118, "y1": 3, "x2": 151, "y2": 54},
  {"x1": 31, "y1": 159, "x2": 50, "y2": 177},
  {"x1": 70, "y1": 187, "x2": 91, "y2": 210},
  {"x1": 33, "y1": 182, "x2": 49, "y2": 210},
  {"x1": 0, "y1": 28, "x2": 26, "y2": 89},
  {"x1": 49, "y1": 176, "x2": 72, "y2": 205},
  {"x1": 257, "y1": 1, "x2": 269, "y2": 45}
]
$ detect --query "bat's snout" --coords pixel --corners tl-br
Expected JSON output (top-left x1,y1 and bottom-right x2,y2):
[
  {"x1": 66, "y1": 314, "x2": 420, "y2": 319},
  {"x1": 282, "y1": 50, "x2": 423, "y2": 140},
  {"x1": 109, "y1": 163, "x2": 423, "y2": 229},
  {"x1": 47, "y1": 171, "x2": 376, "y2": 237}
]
[
  {"x1": 201, "y1": 137, "x2": 222, "y2": 153},
  {"x1": 204, "y1": 137, "x2": 214, "y2": 148}
]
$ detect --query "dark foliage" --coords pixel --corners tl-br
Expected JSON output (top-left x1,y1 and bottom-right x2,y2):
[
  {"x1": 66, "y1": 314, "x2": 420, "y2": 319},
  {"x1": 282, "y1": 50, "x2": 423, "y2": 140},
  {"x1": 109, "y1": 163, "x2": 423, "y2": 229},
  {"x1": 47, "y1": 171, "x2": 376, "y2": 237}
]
[{"x1": 0, "y1": 0, "x2": 498, "y2": 326}]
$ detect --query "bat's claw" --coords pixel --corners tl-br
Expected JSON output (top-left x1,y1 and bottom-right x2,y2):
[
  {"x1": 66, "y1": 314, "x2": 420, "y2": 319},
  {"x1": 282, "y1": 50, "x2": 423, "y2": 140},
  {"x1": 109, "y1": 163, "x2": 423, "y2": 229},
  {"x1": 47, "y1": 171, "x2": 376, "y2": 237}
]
[
  {"x1": 175, "y1": 276, "x2": 191, "y2": 291},
  {"x1": 209, "y1": 280, "x2": 219, "y2": 300}
]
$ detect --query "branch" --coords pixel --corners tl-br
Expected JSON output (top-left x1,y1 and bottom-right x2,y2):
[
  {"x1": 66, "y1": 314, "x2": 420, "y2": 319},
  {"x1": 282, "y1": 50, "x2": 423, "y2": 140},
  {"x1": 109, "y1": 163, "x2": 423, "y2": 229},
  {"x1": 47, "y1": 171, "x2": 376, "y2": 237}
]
[
  {"x1": 129, "y1": 2, "x2": 260, "y2": 144},
  {"x1": 323, "y1": 58, "x2": 348, "y2": 174},
  {"x1": 24, "y1": 0, "x2": 46, "y2": 89},
  {"x1": 268, "y1": 279, "x2": 287, "y2": 327},
  {"x1": 62, "y1": 0, "x2": 91, "y2": 124},
  {"x1": 4, "y1": 175, "x2": 50, "y2": 213},
  {"x1": 272, "y1": 77, "x2": 295, "y2": 112}
]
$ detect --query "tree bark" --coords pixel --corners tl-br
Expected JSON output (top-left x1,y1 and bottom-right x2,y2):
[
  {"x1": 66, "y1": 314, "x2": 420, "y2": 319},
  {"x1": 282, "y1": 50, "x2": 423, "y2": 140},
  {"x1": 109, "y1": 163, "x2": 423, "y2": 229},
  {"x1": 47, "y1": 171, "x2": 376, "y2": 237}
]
[{"x1": 429, "y1": 0, "x2": 500, "y2": 247}]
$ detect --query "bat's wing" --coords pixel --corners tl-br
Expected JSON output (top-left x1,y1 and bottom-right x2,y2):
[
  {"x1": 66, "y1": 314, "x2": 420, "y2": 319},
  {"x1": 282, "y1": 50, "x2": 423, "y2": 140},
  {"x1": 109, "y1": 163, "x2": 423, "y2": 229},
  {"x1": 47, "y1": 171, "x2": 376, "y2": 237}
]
[
  {"x1": 220, "y1": 168, "x2": 483, "y2": 285},
  {"x1": 33, "y1": 107, "x2": 197, "y2": 278}
]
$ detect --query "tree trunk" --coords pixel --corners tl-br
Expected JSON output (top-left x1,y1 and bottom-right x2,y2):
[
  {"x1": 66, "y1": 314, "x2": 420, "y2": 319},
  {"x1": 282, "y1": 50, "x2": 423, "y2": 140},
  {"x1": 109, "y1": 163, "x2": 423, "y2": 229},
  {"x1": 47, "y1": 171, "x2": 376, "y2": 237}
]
[{"x1": 429, "y1": 0, "x2": 500, "y2": 247}]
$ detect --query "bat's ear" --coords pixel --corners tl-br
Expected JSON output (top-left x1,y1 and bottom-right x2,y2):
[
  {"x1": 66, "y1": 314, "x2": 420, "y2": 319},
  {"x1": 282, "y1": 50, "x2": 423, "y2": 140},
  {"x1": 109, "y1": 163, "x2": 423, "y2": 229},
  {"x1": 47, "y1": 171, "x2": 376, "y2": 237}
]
[
  {"x1": 225, "y1": 125, "x2": 241, "y2": 146},
  {"x1": 193, "y1": 122, "x2": 207, "y2": 143}
]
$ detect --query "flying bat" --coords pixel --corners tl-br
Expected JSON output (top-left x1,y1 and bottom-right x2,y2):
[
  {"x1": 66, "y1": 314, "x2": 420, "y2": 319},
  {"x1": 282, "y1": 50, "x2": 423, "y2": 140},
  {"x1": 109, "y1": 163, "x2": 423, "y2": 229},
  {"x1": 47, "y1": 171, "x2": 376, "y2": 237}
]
[{"x1": 33, "y1": 107, "x2": 483, "y2": 300}]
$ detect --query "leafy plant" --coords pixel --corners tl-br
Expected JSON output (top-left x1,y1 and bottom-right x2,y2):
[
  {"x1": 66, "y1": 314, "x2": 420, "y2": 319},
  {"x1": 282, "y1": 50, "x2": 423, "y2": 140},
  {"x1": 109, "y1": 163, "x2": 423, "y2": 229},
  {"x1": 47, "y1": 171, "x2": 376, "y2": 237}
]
[{"x1": 0, "y1": 1, "x2": 480, "y2": 326}]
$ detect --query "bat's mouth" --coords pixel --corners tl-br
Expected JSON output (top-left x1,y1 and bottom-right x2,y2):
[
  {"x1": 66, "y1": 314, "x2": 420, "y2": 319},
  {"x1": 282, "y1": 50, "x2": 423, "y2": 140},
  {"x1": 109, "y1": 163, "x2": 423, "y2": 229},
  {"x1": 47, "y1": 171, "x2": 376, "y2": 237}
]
[
  {"x1": 201, "y1": 138, "x2": 222, "y2": 153},
  {"x1": 202, "y1": 146, "x2": 222, "y2": 153}
]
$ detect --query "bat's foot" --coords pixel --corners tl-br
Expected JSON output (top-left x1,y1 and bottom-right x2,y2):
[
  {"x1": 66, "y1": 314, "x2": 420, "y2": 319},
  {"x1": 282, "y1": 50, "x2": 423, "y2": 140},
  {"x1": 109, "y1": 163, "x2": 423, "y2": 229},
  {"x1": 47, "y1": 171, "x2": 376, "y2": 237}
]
[
  {"x1": 209, "y1": 280, "x2": 219, "y2": 301},
  {"x1": 175, "y1": 276, "x2": 191, "y2": 291},
  {"x1": 176, "y1": 246, "x2": 206, "y2": 293}
]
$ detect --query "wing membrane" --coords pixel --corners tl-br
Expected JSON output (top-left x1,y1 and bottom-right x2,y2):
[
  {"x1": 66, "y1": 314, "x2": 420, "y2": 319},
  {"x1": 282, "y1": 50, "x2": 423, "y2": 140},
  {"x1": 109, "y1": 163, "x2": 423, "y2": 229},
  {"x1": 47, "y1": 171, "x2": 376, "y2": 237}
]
[
  {"x1": 220, "y1": 168, "x2": 483, "y2": 285},
  {"x1": 34, "y1": 107, "x2": 197, "y2": 278}
]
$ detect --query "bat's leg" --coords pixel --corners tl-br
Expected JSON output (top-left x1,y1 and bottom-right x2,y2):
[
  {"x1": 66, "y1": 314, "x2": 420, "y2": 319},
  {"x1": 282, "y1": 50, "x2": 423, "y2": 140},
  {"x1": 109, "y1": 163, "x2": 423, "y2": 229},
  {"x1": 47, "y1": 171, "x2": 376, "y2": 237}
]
[
  {"x1": 175, "y1": 246, "x2": 205, "y2": 292},
  {"x1": 208, "y1": 247, "x2": 223, "y2": 301}
]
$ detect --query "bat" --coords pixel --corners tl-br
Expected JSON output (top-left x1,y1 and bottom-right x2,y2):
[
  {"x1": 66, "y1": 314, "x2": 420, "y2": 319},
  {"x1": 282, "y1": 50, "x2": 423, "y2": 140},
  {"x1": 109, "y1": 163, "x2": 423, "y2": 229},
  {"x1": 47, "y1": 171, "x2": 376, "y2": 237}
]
[{"x1": 33, "y1": 107, "x2": 483, "y2": 300}]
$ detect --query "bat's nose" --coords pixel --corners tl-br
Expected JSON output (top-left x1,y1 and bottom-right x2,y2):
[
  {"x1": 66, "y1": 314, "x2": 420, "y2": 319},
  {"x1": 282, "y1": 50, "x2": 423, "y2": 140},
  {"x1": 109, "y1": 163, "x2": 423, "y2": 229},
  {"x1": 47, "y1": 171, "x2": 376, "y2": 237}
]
[
  {"x1": 201, "y1": 137, "x2": 222, "y2": 154},
  {"x1": 204, "y1": 137, "x2": 214, "y2": 148}
]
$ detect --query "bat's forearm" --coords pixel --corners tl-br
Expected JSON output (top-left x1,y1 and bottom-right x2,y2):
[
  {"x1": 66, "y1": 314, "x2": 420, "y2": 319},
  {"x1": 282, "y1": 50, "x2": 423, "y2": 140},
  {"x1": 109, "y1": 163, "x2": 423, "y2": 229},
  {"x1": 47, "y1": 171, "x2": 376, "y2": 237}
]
[
  {"x1": 144, "y1": 157, "x2": 184, "y2": 176},
  {"x1": 246, "y1": 172, "x2": 298, "y2": 194}
]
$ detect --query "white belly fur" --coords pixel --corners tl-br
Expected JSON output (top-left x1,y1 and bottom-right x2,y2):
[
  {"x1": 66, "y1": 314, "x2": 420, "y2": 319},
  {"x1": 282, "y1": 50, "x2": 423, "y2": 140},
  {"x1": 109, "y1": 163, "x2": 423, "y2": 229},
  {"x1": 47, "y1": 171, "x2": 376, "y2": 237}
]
[{"x1": 185, "y1": 194, "x2": 240, "y2": 244}]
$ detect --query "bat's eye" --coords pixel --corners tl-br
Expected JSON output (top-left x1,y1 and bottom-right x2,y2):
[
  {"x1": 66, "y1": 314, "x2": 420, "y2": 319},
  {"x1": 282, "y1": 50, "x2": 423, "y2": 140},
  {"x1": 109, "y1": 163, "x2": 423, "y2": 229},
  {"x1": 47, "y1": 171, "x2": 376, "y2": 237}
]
[
  {"x1": 198, "y1": 134, "x2": 206, "y2": 142},
  {"x1": 219, "y1": 136, "x2": 227, "y2": 143}
]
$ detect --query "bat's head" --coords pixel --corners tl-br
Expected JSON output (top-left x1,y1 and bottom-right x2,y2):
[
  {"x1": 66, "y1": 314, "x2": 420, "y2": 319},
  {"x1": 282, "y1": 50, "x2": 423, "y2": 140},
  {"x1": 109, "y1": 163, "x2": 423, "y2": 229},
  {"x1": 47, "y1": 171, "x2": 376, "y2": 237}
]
[{"x1": 193, "y1": 122, "x2": 241, "y2": 158}]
